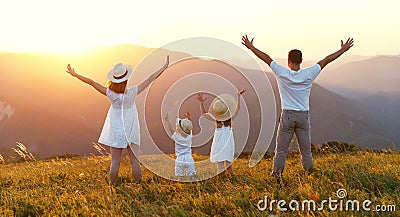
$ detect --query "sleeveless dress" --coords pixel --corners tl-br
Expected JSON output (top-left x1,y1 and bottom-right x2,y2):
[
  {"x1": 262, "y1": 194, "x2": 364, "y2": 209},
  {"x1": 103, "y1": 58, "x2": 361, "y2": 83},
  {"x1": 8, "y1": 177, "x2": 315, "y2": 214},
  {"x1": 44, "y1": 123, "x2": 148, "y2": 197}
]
[
  {"x1": 98, "y1": 86, "x2": 140, "y2": 148},
  {"x1": 210, "y1": 124, "x2": 235, "y2": 163}
]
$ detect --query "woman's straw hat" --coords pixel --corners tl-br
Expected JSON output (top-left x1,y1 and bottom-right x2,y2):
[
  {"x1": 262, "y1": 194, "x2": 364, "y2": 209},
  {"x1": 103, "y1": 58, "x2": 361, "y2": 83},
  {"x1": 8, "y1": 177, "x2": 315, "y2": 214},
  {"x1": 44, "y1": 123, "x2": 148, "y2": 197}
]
[
  {"x1": 107, "y1": 63, "x2": 133, "y2": 83},
  {"x1": 208, "y1": 94, "x2": 236, "y2": 121}
]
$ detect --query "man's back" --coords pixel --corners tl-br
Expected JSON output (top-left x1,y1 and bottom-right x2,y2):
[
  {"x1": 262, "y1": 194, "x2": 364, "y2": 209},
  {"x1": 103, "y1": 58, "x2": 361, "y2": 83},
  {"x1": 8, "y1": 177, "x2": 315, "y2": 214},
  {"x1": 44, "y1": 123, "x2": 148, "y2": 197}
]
[
  {"x1": 270, "y1": 61, "x2": 321, "y2": 111},
  {"x1": 241, "y1": 34, "x2": 354, "y2": 181}
]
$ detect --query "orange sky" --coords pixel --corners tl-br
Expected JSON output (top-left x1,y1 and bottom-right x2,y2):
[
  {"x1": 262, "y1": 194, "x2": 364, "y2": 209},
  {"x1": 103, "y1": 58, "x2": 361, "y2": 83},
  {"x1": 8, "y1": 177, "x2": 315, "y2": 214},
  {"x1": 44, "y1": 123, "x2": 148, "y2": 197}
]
[{"x1": 0, "y1": 0, "x2": 399, "y2": 58}]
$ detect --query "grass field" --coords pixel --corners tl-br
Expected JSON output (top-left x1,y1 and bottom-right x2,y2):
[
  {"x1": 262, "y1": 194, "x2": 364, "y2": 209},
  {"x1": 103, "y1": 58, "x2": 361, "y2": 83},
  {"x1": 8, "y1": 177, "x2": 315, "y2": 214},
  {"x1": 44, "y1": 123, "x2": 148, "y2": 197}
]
[{"x1": 1, "y1": 151, "x2": 399, "y2": 216}]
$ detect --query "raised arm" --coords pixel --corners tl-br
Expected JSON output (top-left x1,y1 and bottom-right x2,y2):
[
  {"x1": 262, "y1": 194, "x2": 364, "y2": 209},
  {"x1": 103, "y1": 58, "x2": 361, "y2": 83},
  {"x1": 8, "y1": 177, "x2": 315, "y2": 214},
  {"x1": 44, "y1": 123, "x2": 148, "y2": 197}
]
[
  {"x1": 137, "y1": 56, "x2": 169, "y2": 95},
  {"x1": 242, "y1": 35, "x2": 274, "y2": 66},
  {"x1": 66, "y1": 64, "x2": 106, "y2": 95},
  {"x1": 196, "y1": 93, "x2": 214, "y2": 121},
  {"x1": 164, "y1": 113, "x2": 174, "y2": 136},
  {"x1": 183, "y1": 109, "x2": 192, "y2": 121},
  {"x1": 232, "y1": 89, "x2": 245, "y2": 119},
  {"x1": 317, "y1": 38, "x2": 354, "y2": 70}
]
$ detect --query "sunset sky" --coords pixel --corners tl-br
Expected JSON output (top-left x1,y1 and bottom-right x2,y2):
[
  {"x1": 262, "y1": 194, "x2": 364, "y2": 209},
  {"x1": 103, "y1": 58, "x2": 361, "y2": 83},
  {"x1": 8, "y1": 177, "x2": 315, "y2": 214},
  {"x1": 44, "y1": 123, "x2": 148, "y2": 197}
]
[{"x1": 1, "y1": 0, "x2": 399, "y2": 59}]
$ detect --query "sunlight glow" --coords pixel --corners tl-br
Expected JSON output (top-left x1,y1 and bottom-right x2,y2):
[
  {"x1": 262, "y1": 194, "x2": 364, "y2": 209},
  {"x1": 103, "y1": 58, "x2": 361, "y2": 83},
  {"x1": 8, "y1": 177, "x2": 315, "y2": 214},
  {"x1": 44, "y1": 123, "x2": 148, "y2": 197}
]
[{"x1": 0, "y1": 0, "x2": 399, "y2": 57}]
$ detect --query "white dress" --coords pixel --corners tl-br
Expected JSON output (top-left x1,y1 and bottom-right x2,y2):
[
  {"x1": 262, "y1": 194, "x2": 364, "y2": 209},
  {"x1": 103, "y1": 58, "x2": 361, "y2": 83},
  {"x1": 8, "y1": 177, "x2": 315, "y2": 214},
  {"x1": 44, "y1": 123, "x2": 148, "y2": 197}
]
[
  {"x1": 98, "y1": 86, "x2": 140, "y2": 148},
  {"x1": 210, "y1": 125, "x2": 235, "y2": 163}
]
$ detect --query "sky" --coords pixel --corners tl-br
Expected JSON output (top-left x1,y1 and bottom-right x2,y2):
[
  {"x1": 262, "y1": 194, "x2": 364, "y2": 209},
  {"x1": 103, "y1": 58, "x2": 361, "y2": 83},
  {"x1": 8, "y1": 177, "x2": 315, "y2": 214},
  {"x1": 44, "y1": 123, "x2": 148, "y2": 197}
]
[{"x1": 0, "y1": 0, "x2": 399, "y2": 59}]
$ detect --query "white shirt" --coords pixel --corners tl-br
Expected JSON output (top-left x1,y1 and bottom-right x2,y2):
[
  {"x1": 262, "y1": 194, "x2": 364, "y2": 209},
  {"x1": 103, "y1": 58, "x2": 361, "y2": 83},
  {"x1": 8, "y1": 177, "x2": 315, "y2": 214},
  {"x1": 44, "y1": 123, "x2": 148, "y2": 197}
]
[
  {"x1": 171, "y1": 132, "x2": 193, "y2": 157},
  {"x1": 270, "y1": 61, "x2": 321, "y2": 111}
]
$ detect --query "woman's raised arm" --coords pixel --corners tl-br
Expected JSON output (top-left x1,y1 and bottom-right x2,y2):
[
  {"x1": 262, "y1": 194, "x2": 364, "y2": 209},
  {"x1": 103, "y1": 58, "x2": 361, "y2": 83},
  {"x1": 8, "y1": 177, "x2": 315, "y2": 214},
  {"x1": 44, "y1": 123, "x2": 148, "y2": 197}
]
[
  {"x1": 66, "y1": 64, "x2": 106, "y2": 96},
  {"x1": 137, "y1": 56, "x2": 169, "y2": 95}
]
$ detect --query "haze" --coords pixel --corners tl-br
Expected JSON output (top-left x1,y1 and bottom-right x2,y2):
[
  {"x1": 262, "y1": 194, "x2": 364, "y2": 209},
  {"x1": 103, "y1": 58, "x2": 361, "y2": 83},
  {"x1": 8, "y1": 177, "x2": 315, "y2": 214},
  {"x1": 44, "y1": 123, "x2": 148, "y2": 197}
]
[{"x1": 0, "y1": 0, "x2": 399, "y2": 58}]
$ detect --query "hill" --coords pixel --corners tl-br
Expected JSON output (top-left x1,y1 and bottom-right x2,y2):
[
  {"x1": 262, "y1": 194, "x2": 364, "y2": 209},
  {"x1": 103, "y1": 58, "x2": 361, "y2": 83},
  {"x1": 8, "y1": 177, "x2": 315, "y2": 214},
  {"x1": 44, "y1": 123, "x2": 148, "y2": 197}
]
[
  {"x1": 315, "y1": 55, "x2": 400, "y2": 147},
  {"x1": 0, "y1": 151, "x2": 399, "y2": 216},
  {"x1": 358, "y1": 91, "x2": 400, "y2": 140},
  {"x1": 316, "y1": 55, "x2": 400, "y2": 98},
  {"x1": 0, "y1": 46, "x2": 397, "y2": 158}
]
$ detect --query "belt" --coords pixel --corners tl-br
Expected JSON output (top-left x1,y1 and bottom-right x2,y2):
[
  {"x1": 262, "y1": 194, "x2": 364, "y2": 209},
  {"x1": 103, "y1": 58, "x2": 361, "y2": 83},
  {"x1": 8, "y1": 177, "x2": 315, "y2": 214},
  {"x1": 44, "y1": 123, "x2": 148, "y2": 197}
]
[{"x1": 282, "y1": 109, "x2": 309, "y2": 114}]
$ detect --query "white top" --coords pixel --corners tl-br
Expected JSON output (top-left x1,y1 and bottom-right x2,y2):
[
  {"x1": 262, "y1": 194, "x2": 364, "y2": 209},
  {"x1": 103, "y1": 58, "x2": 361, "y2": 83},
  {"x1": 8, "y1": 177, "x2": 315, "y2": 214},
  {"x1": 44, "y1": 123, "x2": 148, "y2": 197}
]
[
  {"x1": 270, "y1": 61, "x2": 321, "y2": 111},
  {"x1": 171, "y1": 132, "x2": 193, "y2": 158},
  {"x1": 98, "y1": 86, "x2": 140, "y2": 148}
]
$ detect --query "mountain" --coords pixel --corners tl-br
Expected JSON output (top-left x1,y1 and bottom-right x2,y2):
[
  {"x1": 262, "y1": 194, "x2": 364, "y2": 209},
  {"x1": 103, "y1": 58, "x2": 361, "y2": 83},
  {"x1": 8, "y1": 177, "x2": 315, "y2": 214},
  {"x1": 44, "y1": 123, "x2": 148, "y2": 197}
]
[
  {"x1": 358, "y1": 91, "x2": 400, "y2": 138},
  {"x1": 0, "y1": 46, "x2": 397, "y2": 159},
  {"x1": 315, "y1": 55, "x2": 400, "y2": 147},
  {"x1": 316, "y1": 55, "x2": 400, "y2": 98}
]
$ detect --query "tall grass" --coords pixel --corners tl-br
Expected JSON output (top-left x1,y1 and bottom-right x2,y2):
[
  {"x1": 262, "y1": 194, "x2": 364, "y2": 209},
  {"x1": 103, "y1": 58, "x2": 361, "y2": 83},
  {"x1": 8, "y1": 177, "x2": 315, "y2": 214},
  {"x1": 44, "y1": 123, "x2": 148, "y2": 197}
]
[
  {"x1": 0, "y1": 150, "x2": 399, "y2": 216},
  {"x1": 11, "y1": 142, "x2": 36, "y2": 162},
  {"x1": 91, "y1": 142, "x2": 111, "y2": 156},
  {"x1": 0, "y1": 154, "x2": 5, "y2": 164}
]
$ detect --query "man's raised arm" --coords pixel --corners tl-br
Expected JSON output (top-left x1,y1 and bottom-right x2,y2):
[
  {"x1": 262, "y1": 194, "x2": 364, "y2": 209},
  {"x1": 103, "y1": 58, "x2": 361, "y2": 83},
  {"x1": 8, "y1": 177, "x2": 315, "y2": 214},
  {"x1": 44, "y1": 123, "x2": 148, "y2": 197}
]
[
  {"x1": 317, "y1": 38, "x2": 354, "y2": 70},
  {"x1": 242, "y1": 35, "x2": 273, "y2": 66}
]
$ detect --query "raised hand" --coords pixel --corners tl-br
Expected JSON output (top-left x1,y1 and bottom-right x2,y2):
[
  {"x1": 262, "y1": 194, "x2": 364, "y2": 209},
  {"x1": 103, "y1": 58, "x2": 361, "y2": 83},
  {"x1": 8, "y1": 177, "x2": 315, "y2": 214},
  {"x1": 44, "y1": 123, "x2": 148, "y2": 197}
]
[
  {"x1": 241, "y1": 35, "x2": 254, "y2": 49},
  {"x1": 238, "y1": 89, "x2": 246, "y2": 95},
  {"x1": 164, "y1": 112, "x2": 174, "y2": 135},
  {"x1": 163, "y1": 55, "x2": 170, "y2": 69},
  {"x1": 196, "y1": 93, "x2": 207, "y2": 103},
  {"x1": 184, "y1": 109, "x2": 191, "y2": 121},
  {"x1": 66, "y1": 64, "x2": 77, "y2": 76},
  {"x1": 340, "y1": 38, "x2": 354, "y2": 52},
  {"x1": 138, "y1": 55, "x2": 170, "y2": 95}
]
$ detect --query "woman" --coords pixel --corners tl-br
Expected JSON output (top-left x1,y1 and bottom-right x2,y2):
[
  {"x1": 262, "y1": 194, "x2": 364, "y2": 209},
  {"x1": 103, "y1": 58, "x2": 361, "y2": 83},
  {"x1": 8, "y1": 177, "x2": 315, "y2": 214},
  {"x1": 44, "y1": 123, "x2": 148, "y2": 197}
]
[{"x1": 66, "y1": 56, "x2": 169, "y2": 184}]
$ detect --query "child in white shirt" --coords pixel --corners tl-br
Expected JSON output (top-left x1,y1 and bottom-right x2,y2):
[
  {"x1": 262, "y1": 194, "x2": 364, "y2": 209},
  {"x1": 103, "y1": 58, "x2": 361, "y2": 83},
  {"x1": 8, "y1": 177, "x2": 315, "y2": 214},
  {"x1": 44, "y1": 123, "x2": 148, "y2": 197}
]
[{"x1": 164, "y1": 110, "x2": 196, "y2": 177}]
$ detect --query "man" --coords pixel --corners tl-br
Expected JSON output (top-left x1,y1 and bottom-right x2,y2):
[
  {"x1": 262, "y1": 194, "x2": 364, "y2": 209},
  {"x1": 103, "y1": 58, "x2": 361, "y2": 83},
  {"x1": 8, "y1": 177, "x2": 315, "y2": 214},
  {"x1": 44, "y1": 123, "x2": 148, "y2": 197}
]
[{"x1": 242, "y1": 35, "x2": 354, "y2": 181}]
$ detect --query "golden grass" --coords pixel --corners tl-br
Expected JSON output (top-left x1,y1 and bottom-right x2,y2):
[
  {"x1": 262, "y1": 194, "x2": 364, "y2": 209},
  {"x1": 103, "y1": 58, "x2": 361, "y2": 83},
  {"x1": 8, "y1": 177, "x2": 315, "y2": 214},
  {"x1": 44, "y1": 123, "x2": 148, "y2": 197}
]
[{"x1": 0, "y1": 152, "x2": 399, "y2": 216}]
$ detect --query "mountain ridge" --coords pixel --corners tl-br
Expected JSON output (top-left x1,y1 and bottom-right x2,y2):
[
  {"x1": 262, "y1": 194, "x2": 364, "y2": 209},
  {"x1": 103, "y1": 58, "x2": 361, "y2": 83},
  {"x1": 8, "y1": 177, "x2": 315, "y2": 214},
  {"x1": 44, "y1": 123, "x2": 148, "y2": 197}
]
[{"x1": 0, "y1": 45, "x2": 397, "y2": 158}]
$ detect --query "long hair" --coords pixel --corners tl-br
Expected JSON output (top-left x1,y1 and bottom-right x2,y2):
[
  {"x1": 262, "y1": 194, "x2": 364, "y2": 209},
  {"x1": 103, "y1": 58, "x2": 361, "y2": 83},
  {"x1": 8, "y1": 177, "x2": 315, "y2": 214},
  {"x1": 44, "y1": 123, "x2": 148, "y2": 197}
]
[
  {"x1": 107, "y1": 80, "x2": 127, "y2": 94},
  {"x1": 216, "y1": 118, "x2": 232, "y2": 127}
]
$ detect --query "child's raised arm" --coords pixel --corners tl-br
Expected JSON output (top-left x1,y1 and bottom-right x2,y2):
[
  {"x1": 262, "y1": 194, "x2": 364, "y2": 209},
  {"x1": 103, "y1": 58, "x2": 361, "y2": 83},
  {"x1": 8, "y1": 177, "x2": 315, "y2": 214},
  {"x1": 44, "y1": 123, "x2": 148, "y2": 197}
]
[
  {"x1": 164, "y1": 113, "x2": 174, "y2": 136},
  {"x1": 232, "y1": 89, "x2": 245, "y2": 119},
  {"x1": 196, "y1": 93, "x2": 214, "y2": 121},
  {"x1": 184, "y1": 109, "x2": 191, "y2": 121},
  {"x1": 66, "y1": 64, "x2": 106, "y2": 96}
]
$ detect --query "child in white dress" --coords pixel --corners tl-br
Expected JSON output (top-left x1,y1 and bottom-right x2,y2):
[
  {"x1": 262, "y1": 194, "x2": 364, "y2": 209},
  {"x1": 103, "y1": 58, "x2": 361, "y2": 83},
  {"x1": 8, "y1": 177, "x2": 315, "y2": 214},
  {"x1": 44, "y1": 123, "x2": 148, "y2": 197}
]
[
  {"x1": 66, "y1": 56, "x2": 169, "y2": 184},
  {"x1": 196, "y1": 90, "x2": 245, "y2": 175},
  {"x1": 164, "y1": 110, "x2": 196, "y2": 177}
]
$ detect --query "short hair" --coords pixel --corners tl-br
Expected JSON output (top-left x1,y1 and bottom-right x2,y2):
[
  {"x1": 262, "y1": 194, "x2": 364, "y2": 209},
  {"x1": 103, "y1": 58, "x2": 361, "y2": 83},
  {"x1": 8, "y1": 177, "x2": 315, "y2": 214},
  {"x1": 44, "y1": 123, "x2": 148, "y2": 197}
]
[{"x1": 288, "y1": 49, "x2": 302, "y2": 64}]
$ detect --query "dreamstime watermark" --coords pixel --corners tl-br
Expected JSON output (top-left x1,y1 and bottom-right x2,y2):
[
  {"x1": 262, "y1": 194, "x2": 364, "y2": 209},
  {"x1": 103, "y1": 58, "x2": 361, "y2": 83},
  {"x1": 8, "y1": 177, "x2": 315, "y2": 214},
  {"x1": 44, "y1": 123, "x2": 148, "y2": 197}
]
[
  {"x1": 257, "y1": 188, "x2": 396, "y2": 213},
  {"x1": 124, "y1": 37, "x2": 277, "y2": 182}
]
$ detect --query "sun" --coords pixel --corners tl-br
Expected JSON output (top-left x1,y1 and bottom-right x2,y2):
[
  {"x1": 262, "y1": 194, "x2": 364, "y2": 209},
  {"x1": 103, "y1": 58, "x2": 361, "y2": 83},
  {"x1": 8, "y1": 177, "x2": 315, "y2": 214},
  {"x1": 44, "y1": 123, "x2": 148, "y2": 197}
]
[
  {"x1": 38, "y1": 44, "x2": 95, "y2": 55},
  {"x1": 1, "y1": 39, "x2": 96, "y2": 55}
]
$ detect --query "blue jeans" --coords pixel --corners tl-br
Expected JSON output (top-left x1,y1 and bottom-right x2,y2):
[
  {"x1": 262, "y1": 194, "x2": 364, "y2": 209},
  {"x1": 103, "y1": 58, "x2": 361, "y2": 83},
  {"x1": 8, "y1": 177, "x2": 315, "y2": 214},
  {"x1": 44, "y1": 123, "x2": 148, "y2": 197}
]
[{"x1": 272, "y1": 110, "x2": 313, "y2": 176}]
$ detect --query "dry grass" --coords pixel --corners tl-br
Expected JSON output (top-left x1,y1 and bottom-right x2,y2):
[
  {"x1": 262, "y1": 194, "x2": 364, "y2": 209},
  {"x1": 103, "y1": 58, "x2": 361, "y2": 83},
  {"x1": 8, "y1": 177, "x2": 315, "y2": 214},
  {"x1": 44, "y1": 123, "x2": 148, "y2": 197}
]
[{"x1": 0, "y1": 151, "x2": 399, "y2": 216}]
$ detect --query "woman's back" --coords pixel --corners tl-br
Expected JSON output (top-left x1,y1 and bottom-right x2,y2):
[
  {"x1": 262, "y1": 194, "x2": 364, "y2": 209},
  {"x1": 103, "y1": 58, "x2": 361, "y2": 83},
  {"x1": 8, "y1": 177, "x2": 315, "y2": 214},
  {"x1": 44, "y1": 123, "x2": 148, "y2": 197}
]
[{"x1": 107, "y1": 87, "x2": 138, "y2": 110}]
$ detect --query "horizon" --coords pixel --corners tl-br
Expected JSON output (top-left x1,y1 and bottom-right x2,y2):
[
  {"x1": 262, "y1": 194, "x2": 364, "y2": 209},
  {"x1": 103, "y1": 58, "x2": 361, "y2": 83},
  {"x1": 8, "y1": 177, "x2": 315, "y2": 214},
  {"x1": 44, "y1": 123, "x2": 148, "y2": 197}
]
[{"x1": 0, "y1": 43, "x2": 399, "y2": 61}]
